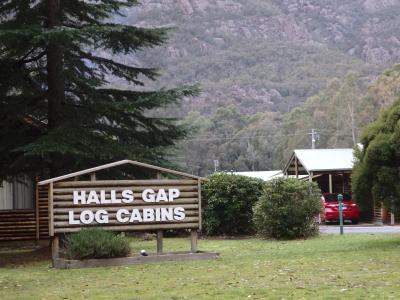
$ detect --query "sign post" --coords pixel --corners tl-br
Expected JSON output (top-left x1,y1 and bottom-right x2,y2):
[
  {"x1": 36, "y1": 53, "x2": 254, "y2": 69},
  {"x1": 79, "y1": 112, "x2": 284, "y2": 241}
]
[{"x1": 338, "y1": 193, "x2": 344, "y2": 235}]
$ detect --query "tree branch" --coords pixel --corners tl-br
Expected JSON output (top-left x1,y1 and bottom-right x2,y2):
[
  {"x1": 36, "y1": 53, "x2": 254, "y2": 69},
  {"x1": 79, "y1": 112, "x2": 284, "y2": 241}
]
[{"x1": 20, "y1": 51, "x2": 46, "y2": 65}]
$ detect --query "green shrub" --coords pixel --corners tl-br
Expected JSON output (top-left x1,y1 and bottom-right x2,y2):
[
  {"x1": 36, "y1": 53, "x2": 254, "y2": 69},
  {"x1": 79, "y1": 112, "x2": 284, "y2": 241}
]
[
  {"x1": 66, "y1": 228, "x2": 131, "y2": 259},
  {"x1": 253, "y1": 178, "x2": 321, "y2": 240},
  {"x1": 203, "y1": 173, "x2": 264, "y2": 235}
]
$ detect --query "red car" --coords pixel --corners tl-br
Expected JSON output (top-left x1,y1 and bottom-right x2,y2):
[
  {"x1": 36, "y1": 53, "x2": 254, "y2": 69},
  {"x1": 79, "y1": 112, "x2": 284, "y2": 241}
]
[{"x1": 321, "y1": 193, "x2": 360, "y2": 224}]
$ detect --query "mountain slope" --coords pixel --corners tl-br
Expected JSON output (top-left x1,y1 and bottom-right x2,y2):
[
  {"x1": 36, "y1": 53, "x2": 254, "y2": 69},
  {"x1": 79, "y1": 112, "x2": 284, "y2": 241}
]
[{"x1": 114, "y1": 0, "x2": 400, "y2": 174}]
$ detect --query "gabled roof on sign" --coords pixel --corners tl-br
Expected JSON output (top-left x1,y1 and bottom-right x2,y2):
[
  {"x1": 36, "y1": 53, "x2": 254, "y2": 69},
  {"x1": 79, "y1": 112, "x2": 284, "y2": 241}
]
[
  {"x1": 284, "y1": 148, "x2": 355, "y2": 174},
  {"x1": 38, "y1": 159, "x2": 204, "y2": 185}
]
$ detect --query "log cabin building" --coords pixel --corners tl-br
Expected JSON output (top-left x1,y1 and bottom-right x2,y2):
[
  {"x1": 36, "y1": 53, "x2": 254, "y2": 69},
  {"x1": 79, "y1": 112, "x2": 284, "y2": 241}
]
[{"x1": 0, "y1": 176, "x2": 47, "y2": 241}]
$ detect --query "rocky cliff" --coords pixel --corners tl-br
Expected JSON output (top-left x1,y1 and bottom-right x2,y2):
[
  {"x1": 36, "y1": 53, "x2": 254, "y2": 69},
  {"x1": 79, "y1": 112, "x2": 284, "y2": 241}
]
[
  {"x1": 119, "y1": 0, "x2": 399, "y2": 116},
  {"x1": 114, "y1": 0, "x2": 400, "y2": 174}
]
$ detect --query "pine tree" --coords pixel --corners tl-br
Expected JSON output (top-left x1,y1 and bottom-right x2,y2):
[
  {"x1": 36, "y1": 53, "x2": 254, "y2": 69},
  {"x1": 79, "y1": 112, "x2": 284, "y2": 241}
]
[{"x1": 0, "y1": 0, "x2": 196, "y2": 178}]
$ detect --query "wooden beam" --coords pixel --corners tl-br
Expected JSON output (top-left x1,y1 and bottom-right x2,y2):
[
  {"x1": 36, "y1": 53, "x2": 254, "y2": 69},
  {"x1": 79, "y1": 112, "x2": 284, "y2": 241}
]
[
  {"x1": 35, "y1": 180, "x2": 40, "y2": 241},
  {"x1": 52, "y1": 235, "x2": 60, "y2": 267},
  {"x1": 157, "y1": 230, "x2": 163, "y2": 254},
  {"x1": 54, "y1": 179, "x2": 198, "y2": 188},
  {"x1": 54, "y1": 205, "x2": 199, "y2": 214},
  {"x1": 48, "y1": 182, "x2": 54, "y2": 237},
  {"x1": 38, "y1": 159, "x2": 205, "y2": 185},
  {"x1": 295, "y1": 157, "x2": 298, "y2": 179},
  {"x1": 90, "y1": 172, "x2": 96, "y2": 181},
  {"x1": 53, "y1": 185, "x2": 198, "y2": 194},
  {"x1": 198, "y1": 178, "x2": 202, "y2": 231},
  {"x1": 190, "y1": 229, "x2": 198, "y2": 253},
  {"x1": 53, "y1": 191, "x2": 198, "y2": 201},
  {"x1": 54, "y1": 223, "x2": 199, "y2": 233},
  {"x1": 54, "y1": 218, "x2": 199, "y2": 229}
]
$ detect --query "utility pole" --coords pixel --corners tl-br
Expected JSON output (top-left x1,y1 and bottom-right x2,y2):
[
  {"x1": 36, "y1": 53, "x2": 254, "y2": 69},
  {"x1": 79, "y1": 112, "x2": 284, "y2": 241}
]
[
  {"x1": 308, "y1": 129, "x2": 319, "y2": 149},
  {"x1": 213, "y1": 160, "x2": 219, "y2": 173}
]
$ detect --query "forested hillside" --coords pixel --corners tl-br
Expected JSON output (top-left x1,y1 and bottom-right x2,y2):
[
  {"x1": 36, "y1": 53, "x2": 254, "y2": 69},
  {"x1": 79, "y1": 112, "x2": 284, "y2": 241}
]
[
  {"x1": 278, "y1": 66, "x2": 400, "y2": 164},
  {"x1": 119, "y1": 0, "x2": 400, "y2": 175}
]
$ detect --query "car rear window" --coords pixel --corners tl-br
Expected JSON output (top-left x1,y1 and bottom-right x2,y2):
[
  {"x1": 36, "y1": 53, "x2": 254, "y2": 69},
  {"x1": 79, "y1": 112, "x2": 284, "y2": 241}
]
[{"x1": 324, "y1": 193, "x2": 351, "y2": 201}]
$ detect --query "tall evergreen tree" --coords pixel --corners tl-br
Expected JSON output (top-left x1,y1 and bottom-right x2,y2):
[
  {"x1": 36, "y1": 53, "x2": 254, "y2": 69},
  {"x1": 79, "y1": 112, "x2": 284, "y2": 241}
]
[
  {"x1": 352, "y1": 98, "x2": 400, "y2": 212},
  {"x1": 0, "y1": 0, "x2": 196, "y2": 178}
]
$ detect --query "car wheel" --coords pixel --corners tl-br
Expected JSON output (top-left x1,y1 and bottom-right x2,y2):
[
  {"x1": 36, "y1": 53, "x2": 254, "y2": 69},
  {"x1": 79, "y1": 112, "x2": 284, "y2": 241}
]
[{"x1": 352, "y1": 219, "x2": 359, "y2": 225}]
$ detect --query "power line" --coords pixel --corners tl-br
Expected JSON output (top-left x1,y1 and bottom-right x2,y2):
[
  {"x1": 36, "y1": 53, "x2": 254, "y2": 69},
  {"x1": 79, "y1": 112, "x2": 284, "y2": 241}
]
[
  {"x1": 182, "y1": 131, "x2": 356, "y2": 143},
  {"x1": 188, "y1": 129, "x2": 313, "y2": 139},
  {"x1": 182, "y1": 132, "x2": 306, "y2": 142}
]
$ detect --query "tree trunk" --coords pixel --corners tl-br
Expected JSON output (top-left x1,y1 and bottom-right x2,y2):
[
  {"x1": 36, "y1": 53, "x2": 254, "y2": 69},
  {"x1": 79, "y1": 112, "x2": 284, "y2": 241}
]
[{"x1": 47, "y1": 0, "x2": 65, "y2": 177}]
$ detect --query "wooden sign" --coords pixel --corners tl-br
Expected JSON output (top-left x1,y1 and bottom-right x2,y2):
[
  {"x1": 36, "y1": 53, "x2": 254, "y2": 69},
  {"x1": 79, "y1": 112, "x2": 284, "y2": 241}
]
[
  {"x1": 39, "y1": 160, "x2": 206, "y2": 264},
  {"x1": 48, "y1": 179, "x2": 201, "y2": 235}
]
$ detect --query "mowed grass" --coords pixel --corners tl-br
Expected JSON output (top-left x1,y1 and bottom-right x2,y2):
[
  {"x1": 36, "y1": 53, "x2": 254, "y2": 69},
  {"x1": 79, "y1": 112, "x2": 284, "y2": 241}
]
[{"x1": 1, "y1": 234, "x2": 400, "y2": 299}]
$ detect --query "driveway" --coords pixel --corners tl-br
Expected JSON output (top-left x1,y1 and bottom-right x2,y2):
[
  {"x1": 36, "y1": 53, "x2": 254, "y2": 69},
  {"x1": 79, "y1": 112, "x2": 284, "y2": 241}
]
[{"x1": 320, "y1": 224, "x2": 400, "y2": 234}]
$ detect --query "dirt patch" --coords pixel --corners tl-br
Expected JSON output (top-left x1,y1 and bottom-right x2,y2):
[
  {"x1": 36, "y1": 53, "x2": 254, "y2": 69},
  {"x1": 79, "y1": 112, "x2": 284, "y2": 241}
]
[{"x1": 0, "y1": 246, "x2": 51, "y2": 267}]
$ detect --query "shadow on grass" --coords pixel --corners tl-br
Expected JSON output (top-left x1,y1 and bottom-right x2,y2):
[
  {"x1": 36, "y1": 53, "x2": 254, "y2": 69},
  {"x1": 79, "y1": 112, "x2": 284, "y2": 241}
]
[
  {"x1": 298, "y1": 234, "x2": 400, "y2": 257},
  {"x1": 0, "y1": 246, "x2": 51, "y2": 267},
  {"x1": 357, "y1": 236, "x2": 400, "y2": 251},
  {"x1": 236, "y1": 234, "x2": 400, "y2": 260},
  {"x1": 1, "y1": 235, "x2": 399, "y2": 268}
]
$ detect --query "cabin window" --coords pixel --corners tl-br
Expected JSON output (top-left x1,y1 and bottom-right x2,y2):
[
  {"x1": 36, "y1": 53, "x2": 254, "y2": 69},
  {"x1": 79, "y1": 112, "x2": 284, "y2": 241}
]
[{"x1": 0, "y1": 176, "x2": 35, "y2": 210}]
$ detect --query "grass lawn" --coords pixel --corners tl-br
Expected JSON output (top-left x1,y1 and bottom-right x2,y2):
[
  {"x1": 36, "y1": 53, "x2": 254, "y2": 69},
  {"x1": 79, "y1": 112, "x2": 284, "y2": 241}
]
[{"x1": 1, "y1": 234, "x2": 400, "y2": 299}]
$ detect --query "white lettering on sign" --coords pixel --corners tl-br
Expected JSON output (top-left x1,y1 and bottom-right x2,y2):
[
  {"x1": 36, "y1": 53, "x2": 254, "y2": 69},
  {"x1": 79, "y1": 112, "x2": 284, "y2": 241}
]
[
  {"x1": 100, "y1": 190, "x2": 110, "y2": 204},
  {"x1": 69, "y1": 211, "x2": 80, "y2": 225},
  {"x1": 96, "y1": 209, "x2": 109, "y2": 224},
  {"x1": 174, "y1": 207, "x2": 185, "y2": 221},
  {"x1": 142, "y1": 188, "x2": 180, "y2": 202},
  {"x1": 68, "y1": 188, "x2": 186, "y2": 225},
  {"x1": 129, "y1": 209, "x2": 143, "y2": 222},
  {"x1": 69, "y1": 207, "x2": 186, "y2": 225},
  {"x1": 87, "y1": 191, "x2": 99, "y2": 204},
  {"x1": 73, "y1": 191, "x2": 86, "y2": 204},
  {"x1": 73, "y1": 189, "x2": 135, "y2": 205},
  {"x1": 116, "y1": 208, "x2": 130, "y2": 223},
  {"x1": 121, "y1": 190, "x2": 134, "y2": 203},
  {"x1": 80, "y1": 210, "x2": 95, "y2": 224}
]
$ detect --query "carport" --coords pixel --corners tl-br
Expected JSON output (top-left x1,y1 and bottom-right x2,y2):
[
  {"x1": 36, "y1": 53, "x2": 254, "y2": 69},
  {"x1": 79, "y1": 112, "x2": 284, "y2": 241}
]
[{"x1": 283, "y1": 149, "x2": 354, "y2": 194}]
